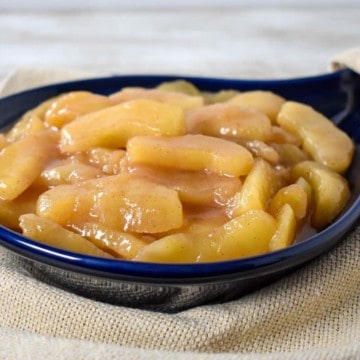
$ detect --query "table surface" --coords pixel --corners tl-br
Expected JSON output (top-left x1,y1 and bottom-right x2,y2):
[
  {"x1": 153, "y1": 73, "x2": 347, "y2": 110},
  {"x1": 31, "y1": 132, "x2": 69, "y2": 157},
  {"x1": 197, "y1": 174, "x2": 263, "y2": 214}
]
[{"x1": 0, "y1": 6, "x2": 359, "y2": 85}]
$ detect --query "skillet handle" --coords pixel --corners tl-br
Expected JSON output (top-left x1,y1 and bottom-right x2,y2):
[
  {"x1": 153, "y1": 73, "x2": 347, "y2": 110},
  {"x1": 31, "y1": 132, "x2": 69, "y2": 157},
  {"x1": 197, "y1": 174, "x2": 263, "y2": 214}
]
[{"x1": 334, "y1": 70, "x2": 360, "y2": 142}]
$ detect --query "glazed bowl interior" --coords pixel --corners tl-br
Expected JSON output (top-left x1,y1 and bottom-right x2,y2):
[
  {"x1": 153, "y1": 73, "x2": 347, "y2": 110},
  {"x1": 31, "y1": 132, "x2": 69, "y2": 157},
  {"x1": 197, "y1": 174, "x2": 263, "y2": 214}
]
[{"x1": 0, "y1": 70, "x2": 359, "y2": 311}]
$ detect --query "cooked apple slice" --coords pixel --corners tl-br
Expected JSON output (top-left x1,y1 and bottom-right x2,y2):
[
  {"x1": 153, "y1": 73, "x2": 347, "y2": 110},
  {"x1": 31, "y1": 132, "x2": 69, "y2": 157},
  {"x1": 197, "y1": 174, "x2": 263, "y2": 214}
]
[
  {"x1": 202, "y1": 90, "x2": 240, "y2": 104},
  {"x1": 135, "y1": 232, "x2": 198, "y2": 263},
  {"x1": 227, "y1": 90, "x2": 285, "y2": 123},
  {"x1": 156, "y1": 80, "x2": 200, "y2": 96},
  {"x1": 268, "y1": 184, "x2": 308, "y2": 220},
  {"x1": 0, "y1": 130, "x2": 59, "y2": 200},
  {"x1": 7, "y1": 97, "x2": 57, "y2": 136},
  {"x1": 230, "y1": 159, "x2": 278, "y2": 217},
  {"x1": 291, "y1": 161, "x2": 350, "y2": 229},
  {"x1": 134, "y1": 210, "x2": 276, "y2": 263},
  {"x1": 270, "y1": 125, "x2": 302, "y2": 146},
  {"x1": 19, "y1": 214, "x2": 111, "y2": 257},
  {"x1": 37, "y1": 174, "x2": 183, "y2": 234},
  {"x1": 127, "y1": 134, "x2": 254, "y2": 177},
  {"x1": 269, "y1": 204, "x2": 296, "y2": 251},
  {"x1": 0, "y1": 134, "x2": 9, "y2": 150},
  {"x1": 125, "y1": 164, "x2": 242, "y2": 206},
  {"x1": 6, "y1": 115, "x2": 47, "y2": 142},
  {"x1": 36, "y1": 183, "x2": 88, "y2": 226},
  {"x1": 109, "y1": 87, "x2": 203, "y2": 110},
  {"x1": 86, "y1": 148, "x2": 126, "y2": 175},
  {"x1": 277, "y1": 101, "x2": 354, "y2": 172},
  {"x1": 40, "y1": 161, "x2": 103, "y2": 187},
  {"x1": 61, "y1": 99, "x2": 186, "y2": 153},
  {"x1": 186, "y1": 103, "x2": 272, "y2": 141},
  {"x1": 0, "y1": 187, "x2": 43, "y2": 230},
  {"x1": 185, "y1": 215, "x2": 229, "y2": 235},
  {"x1": 296, "y1": 177, "x2": 312, "y2": 209},
  {"x1": 240, "y1": 140, "x2": 280, "y2": 165},
  {"x1": 271, "y1": 143, "x2": 310, "y2": 167},
  {"x1": 210, "y1": 210, "x2": 276, "y2": 261},
  {"x1": 45, "y1": 91, "x2": 113, "y2": 128},
  {"x1": 92, "y1": 176, "x2": 183, "y2": 233},
  {"x1": 79, "y1": 222, "x2": 148, "y2": 259}
]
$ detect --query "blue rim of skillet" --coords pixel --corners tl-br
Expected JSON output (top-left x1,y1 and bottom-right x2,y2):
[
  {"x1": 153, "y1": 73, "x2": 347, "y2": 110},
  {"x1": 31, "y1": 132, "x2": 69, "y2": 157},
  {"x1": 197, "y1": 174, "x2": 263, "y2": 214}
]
[{"x1": 0, "y1": 69, "x2": 359, "y2": 284}]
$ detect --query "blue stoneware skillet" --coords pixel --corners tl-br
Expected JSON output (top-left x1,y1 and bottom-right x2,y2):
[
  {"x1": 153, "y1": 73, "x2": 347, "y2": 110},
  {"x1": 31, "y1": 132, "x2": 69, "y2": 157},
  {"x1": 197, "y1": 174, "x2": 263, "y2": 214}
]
[{"x1": 0, "y1": 70, "x2": 359, "y2": 312}]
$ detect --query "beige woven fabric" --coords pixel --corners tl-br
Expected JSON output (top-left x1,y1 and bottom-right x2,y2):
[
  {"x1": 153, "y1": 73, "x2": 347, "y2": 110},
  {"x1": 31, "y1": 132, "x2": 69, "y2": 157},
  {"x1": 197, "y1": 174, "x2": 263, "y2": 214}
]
[{"x1": 0, "y1": 53, "x2": 359, "y2": 359}]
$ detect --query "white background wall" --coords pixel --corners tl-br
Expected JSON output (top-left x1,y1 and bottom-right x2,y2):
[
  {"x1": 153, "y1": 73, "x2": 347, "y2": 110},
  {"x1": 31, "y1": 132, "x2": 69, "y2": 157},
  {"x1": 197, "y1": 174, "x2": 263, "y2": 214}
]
[
  {"x1": 0, "y1": 1, "x2": 359, "y2": 83},
  {"x1": 1, "y1": 0, "x2": 359, "y2": 10}
]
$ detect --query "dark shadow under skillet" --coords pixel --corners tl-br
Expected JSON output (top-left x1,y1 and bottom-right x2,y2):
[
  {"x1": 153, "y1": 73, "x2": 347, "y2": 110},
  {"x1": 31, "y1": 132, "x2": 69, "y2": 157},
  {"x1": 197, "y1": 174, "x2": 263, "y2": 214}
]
[{"x1": 0, "y1": 70, "x2": 359, "y2": 312}]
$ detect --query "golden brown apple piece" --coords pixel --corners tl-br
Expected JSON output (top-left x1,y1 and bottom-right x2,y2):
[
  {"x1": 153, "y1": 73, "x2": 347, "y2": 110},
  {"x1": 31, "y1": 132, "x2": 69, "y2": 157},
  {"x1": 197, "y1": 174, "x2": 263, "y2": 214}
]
[
  {"x1": 125, "y1": 164, "x2": 242, "y2": 206},
  {"x1": 37, "y1": 174, "x2": 183, "y2": 234},
  {"x1": 20, "y1": 214, "x2": 111, "y2": 257},
  {"x1": 270, "y1": 125, "x2": 302, "y2": 146},
  {"x1": 0, "y1": 130, "x2": 59, "y2": 200},
  {"x1": 156, "y1": 80, "x2": 200, "y2": 96},
  {"x1": 230, "y1": 159, "x2": 278, "y2": 217},
  {"x1": 0, "y1": 134, "x2": 9, "y2": 150},
  {"x1": 271, "y1": 143, "x2": 310, "y2": 167},
  {"x1": 269, "y1": 204, "x2": 296, "y2": 251},
  {"x1": 110, "y1": 87, "x2": 203, "y2": 110},
  {"x1": 135, "y1": 210, "x2": 276, "y2": 263},
  {"x1": 202, "y1": 90, "x2": 240, "y2": 104},
  {"x1": 11, "y1": 96, "x2": 58, "y2": 136},
  {"x1": 45, "y1": 91, "x2": 113, "y2": 128},
  {"x1": 86, "y1": 148, "x2": 126, "y2": 175},
  {"x1": 240, "y1": 140, "x2": 280, "y2": 165},
  {"x1": 0, "y1": 187, "x2": 43, "y2": 230},
  {"x1": 60, "y1": 99, "x2": 186, "y2": 153},
  {"x1": 127, "y1": 134, "x2": 254, "y2": 177},
  {"x1": 268, "y1": 184, "x2": 308, "y2": 220},
  {"x1": 40, "y1": 161, "x2": 103, "y2": 187},
  {"x1": 6, "y1": 115, "x2": 47, "y2": 142},
  {"x1": 277, "y1": 101, "x2": 354, "y2": 173},
  {"x1": 291, "y1": 161, "x2": 350, "y2": 229},
  {"x1": 79, "y1": 222, "x2": 148, "y2": 259},
  {"x1": 186, "y1": 103, "x2": 272, "y2": 142},
  {"x1": 227, "y1": 90, "x2": 285, "y2": 123}
]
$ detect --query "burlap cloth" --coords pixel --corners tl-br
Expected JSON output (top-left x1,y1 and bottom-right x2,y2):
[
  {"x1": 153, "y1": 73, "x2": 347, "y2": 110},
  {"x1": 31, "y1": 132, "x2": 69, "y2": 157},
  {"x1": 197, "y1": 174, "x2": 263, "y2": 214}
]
[{"x1": 0, "y1": 48, "x2": 359, "y2": 360}]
